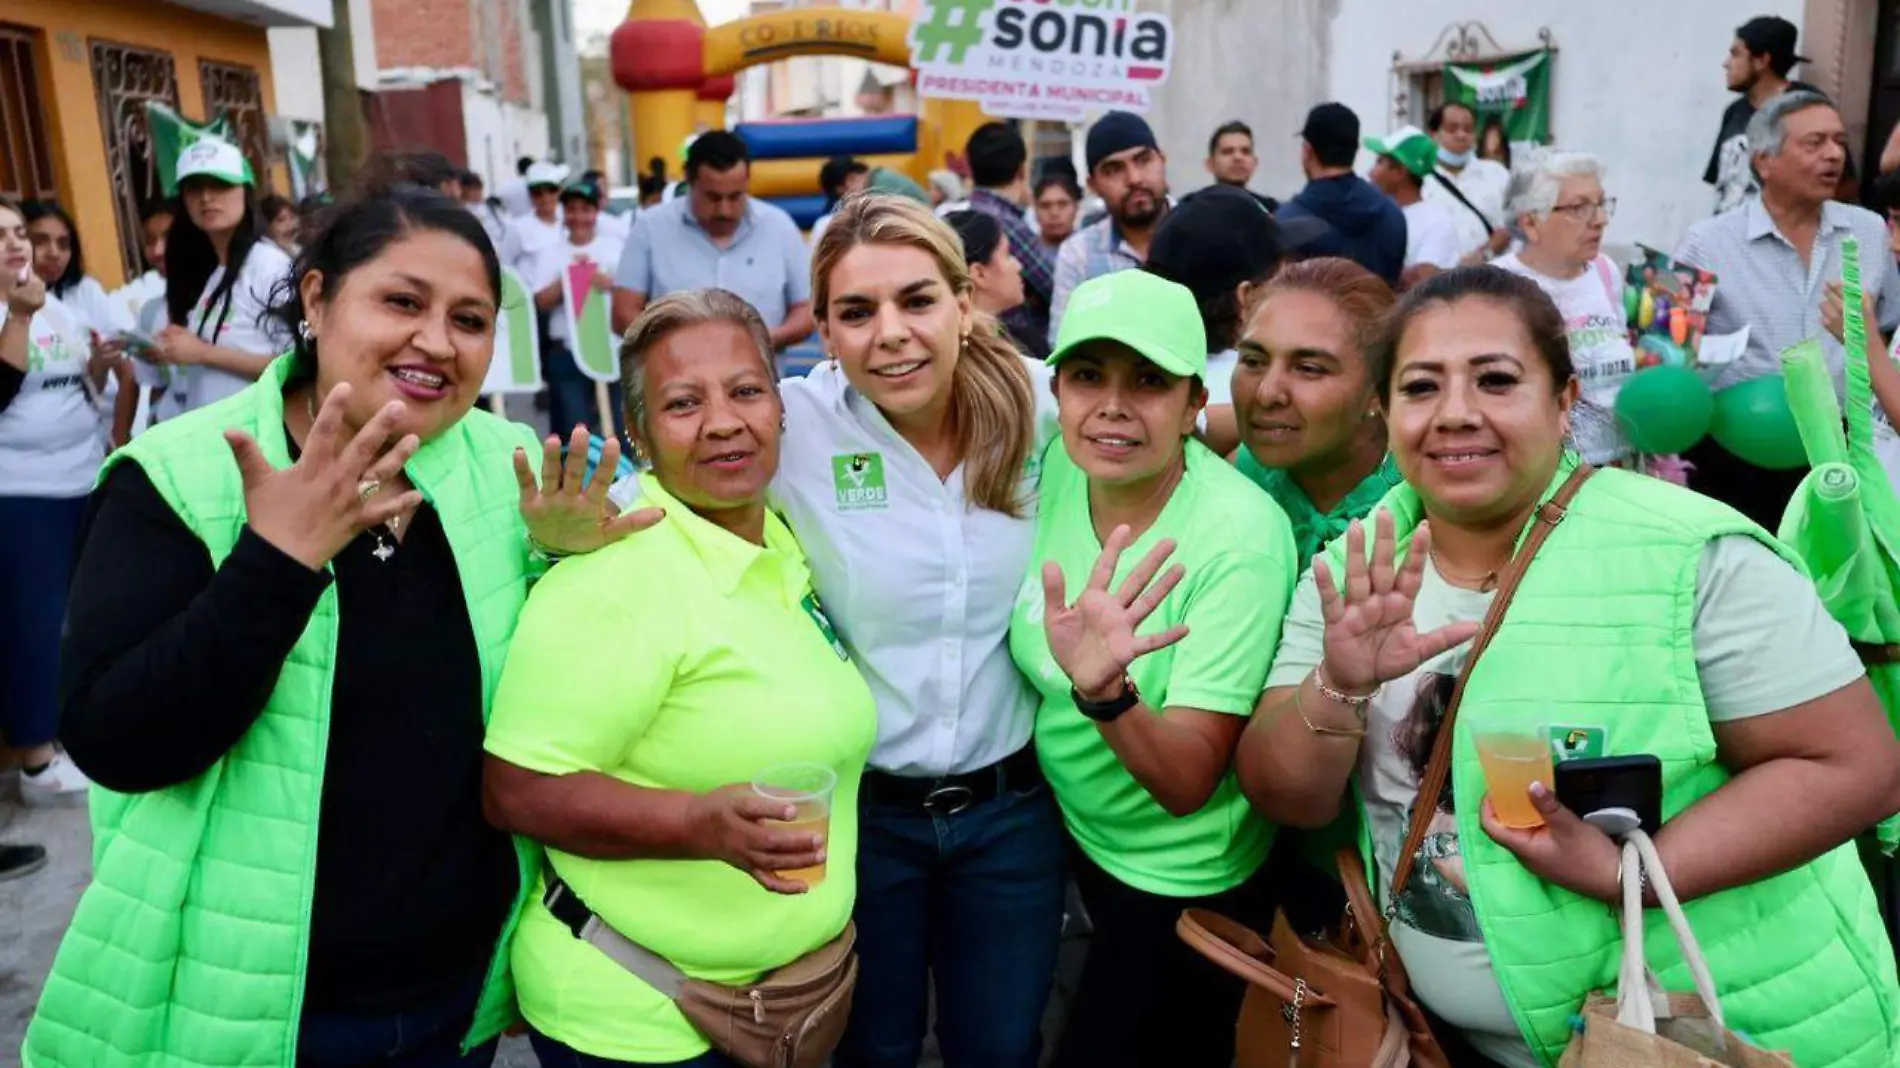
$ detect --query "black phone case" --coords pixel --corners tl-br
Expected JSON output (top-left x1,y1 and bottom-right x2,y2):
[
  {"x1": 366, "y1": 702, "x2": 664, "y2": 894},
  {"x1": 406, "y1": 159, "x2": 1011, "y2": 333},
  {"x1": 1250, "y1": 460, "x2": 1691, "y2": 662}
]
[{"x1": 1553, "y1": 754, "x2": 1664, "y2": 835}]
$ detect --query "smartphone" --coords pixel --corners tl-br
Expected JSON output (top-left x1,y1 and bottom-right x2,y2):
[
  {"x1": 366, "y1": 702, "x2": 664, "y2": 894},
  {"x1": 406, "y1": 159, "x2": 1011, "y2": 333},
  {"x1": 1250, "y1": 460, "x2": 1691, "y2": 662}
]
[{"x1": 1553, "y1": 755, "x2": 1663, "y2": 837}]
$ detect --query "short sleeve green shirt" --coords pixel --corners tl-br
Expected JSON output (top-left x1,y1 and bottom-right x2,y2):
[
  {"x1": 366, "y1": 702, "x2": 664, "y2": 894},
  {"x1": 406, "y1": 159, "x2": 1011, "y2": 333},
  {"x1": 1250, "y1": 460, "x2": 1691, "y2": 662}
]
[
  {"x1": 1009, "y1": 440, "x2": 1298, "y2": 896},
  {"x1": 484, "y1": 474, "x2": 877, "y2": 1063}
]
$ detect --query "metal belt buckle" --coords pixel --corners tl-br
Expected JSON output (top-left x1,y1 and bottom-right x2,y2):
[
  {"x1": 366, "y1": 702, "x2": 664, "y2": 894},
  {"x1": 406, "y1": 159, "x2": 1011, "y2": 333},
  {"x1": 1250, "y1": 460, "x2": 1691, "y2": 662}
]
[{"x1": 923, "y1": 783, "x2": 975, "y2": 816}]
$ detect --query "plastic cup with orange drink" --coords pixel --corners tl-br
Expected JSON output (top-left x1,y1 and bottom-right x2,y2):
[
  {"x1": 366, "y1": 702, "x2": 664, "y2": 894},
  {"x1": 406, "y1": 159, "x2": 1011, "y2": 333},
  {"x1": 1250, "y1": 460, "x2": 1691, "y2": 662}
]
[
  {"x1": 1474, "y1": 720, "x2": 1555, "y2": 829},
  {"x1": 752, "y1": 763, "x2": 836, "y2": 887}
]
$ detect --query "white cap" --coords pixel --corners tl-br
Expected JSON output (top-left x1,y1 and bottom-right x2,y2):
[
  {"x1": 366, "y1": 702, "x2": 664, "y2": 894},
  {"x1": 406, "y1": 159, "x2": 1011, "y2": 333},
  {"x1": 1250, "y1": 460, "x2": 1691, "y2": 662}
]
[
  {"x1": 176, "y1": 137, "x2": 252, "y2": 187},
  {"x1": 525, "y1": 161, "x2": 570, "y2": 189}
]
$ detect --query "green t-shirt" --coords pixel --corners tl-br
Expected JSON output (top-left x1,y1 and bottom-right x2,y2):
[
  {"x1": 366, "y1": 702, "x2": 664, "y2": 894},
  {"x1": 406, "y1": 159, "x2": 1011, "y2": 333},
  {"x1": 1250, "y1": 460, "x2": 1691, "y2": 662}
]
[
  {"x1": 1010, "y1": 439, "x2": 1298, "y2": 896},
  {"x1": 1234, "y1": 449, "x2": 1404, "y2": 566},
  {"x1": 484, "y1": 474, "x2": 878, "y2": 1063}
]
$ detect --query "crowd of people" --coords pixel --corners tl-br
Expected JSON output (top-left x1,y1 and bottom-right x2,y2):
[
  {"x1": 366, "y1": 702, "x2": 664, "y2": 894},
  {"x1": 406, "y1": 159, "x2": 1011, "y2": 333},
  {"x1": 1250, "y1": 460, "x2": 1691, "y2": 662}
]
[{"x1": 8, "y1": 10, "x2": 1900, "y2": 1068}]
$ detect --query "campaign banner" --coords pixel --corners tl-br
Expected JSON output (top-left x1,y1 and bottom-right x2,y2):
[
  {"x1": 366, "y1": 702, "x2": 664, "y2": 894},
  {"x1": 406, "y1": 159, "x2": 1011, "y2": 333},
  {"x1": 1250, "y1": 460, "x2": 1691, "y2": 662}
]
[
  {"x1": 909, "y1": 0, "x2": 1173, "y2": 121},
  {"x1": 561, "y1": 258, "x2": 619, "y2": 384},
  {"x1": 1443, "y1": 50, "x2": 1551, "y2": 148},
  {"x1": 483, "y1": 267, "x2": 543, "y2": 395}
]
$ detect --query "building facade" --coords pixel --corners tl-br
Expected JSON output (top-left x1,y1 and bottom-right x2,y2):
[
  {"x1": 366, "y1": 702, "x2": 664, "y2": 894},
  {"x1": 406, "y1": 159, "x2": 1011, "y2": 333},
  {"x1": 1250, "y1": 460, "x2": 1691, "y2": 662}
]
[
  {"x1": 359, "y1": 0, "x2": 586, "y2": 187},
  {"x1": 0, "y1": 0, "x2": 327, "y2": 287},
  {"x1": 1145, "y1": 0, "x2": 1887, "y2": 256}
]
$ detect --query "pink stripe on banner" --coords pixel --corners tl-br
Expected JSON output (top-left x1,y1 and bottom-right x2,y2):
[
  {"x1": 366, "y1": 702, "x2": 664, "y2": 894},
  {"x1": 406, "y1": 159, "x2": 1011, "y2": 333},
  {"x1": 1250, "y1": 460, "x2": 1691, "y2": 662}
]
[{"x1": 1128, "y1": 66, "x2": 1164, "y2": 80}]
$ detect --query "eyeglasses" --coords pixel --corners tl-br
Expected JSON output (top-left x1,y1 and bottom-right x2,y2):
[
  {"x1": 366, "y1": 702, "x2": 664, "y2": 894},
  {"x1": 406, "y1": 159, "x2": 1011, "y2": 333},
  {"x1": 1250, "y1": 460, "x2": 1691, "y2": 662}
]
[{"x1": 1549, "y1": 198, "x2": 1616, "y2": 221}]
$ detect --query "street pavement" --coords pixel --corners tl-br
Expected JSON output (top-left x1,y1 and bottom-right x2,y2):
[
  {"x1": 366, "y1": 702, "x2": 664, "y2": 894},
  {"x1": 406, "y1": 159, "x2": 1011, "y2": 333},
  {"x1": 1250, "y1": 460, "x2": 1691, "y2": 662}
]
[{"x1": 0, "y1": 787, "x2": 1083, "y2": 1068}]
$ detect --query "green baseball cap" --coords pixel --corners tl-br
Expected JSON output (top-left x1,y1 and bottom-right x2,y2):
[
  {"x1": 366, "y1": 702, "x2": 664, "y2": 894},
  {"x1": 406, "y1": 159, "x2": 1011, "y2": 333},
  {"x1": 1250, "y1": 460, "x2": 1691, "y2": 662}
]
[
  {"x1": 1362, "y1": 125, "x2": 1439, "y2": 178},
  {"x1": 176, "y1": 136, "x2": 253, "y2": 187},
  {"x1": 1048, "y1": 270, "x2": 1207, "y2": 378}
]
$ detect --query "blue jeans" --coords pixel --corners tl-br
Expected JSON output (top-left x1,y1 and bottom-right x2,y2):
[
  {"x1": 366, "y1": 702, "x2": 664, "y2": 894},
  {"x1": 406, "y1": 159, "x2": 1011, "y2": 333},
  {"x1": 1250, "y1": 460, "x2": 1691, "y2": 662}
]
[
  {"x1": 0, "y1": 495, "x2": 85, "y2": 749},
  {"x1": 528, "y1": 1029, "x2": 735, "y2": 1067},
  {"x1": 833, "y1": 778, "x2": 1067, "y2": 1068},
  {"x1": 296, "y1": 982, "x2": 496, "y2": 1067}
]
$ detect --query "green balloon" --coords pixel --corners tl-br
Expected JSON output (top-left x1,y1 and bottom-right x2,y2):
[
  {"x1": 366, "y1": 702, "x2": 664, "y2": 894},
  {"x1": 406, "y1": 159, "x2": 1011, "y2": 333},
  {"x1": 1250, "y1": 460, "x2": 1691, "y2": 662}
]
[
  {"x1": 1615, "y1": 365, "x2": 1713, "y2": 454},
  {"x1": 1710, "y1": 374, "x2": 1808, "y2": 470}
]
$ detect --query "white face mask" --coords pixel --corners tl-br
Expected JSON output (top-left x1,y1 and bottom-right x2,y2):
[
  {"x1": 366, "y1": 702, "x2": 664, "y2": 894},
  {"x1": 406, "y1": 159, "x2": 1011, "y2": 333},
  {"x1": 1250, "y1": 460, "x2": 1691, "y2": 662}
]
[{"x1": 1438, "y1": 145, "x2": 1474, "y2": 169}]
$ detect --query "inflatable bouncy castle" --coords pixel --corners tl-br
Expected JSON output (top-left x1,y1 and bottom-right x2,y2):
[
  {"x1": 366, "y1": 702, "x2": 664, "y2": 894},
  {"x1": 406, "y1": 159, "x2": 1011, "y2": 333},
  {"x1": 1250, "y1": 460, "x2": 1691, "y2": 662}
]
[{"x1": 611, "y1": 0, "x2": 989, "y2": 228}]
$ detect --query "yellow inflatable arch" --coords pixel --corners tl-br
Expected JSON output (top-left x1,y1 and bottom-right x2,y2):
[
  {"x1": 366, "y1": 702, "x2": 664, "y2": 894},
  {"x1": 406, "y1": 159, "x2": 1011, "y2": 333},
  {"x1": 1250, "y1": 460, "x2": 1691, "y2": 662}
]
[{"x1": 614, "y1": 2, "x2": 988, "y2": 209}]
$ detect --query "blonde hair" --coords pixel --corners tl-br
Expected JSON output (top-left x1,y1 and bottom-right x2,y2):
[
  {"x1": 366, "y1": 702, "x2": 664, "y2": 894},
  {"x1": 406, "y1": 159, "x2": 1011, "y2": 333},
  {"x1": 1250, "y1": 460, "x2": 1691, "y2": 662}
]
[
  {"x1": 619, "y1": 287, "x2": 779, "y2": 443},
  {"x1": 812, "y1": 193, "x2": 1036, "y2": 516}
]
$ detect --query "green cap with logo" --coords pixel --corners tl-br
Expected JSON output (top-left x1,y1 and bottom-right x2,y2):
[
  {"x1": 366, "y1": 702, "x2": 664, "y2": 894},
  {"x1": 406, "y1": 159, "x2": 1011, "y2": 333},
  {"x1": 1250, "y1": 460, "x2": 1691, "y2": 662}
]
[
  {"x1": 1047, "y1": 270, "x2": 1207, "y2": 378},
  {"x1": 176, "y1": 136, "x2": 254, "y2": 187},
  {"x1": 1362, "y1": 124, "x2": 1439, "y2": 178}
]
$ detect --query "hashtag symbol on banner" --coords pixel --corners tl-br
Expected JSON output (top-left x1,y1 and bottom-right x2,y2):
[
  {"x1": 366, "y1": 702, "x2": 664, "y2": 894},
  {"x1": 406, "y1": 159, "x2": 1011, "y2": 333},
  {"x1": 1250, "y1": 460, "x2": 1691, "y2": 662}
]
[{"x1": 912, "y1": 0, "x2": 994, "y2": 64}]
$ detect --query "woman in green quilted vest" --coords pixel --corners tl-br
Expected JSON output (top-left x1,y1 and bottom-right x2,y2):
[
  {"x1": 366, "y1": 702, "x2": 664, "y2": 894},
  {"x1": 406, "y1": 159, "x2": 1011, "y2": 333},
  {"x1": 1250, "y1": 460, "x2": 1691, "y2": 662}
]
[
  {"x1": 26, "y1": 185, "x2": 651, "y2": 1068},
  {"x1": 1237, "y1": 266, "x2": 1900, "y2": 1067}
]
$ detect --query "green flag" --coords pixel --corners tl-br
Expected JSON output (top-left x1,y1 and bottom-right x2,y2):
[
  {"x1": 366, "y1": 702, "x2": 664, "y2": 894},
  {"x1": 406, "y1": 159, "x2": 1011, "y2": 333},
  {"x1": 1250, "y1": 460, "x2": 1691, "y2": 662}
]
[
  {"x1": 144, "y1": 103, "x2": 237, "y2": 197},
  {"x1": 562, "y1": 259, "x2": 619, "y2": 384},
  {"x1": 286, "y1": 120, "x2": 322, "y2": 199},
  {"x1": 1444, "y1": 50, "x2": 1551, "y2": 147},
  {"x1": 482, "y1": 268, "x2": 543, "y2": 395}
]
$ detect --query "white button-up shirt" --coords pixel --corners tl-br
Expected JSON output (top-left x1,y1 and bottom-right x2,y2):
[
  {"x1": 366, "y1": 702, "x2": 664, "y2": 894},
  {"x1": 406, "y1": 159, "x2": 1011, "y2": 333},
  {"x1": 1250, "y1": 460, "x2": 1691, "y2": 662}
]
[{"x1": 771, "y1": 358, "x2": 1058, "y2": 778}]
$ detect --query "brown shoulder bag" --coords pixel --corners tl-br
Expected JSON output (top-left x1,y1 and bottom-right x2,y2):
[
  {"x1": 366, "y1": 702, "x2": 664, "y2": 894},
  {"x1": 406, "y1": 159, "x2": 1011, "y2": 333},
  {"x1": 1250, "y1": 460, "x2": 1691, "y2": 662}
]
[{"x1": 1178, "y1": 465, "x2": 1594, "y2": 1068}]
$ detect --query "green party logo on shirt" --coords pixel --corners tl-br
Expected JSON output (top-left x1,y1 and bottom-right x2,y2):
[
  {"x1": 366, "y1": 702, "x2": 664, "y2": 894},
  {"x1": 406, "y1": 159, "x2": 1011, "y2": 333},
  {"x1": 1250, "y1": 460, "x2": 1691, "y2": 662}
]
[
  {"x1": 801, "y1": 592, "x2": 850, "y2": 660},
  {"x1": 831, "y1": 452, "x2": 889, "y2": 512},
  {"x1": 25, "y1": 331, "x2": 72, "y2": 373}
]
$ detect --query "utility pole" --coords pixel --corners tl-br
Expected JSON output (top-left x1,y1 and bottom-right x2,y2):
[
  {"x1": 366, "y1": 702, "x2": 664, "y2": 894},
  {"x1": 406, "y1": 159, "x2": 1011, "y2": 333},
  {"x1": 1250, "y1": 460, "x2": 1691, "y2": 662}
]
[{"x1": 318, "y1": 0, "x2": 370, "y2": 187}]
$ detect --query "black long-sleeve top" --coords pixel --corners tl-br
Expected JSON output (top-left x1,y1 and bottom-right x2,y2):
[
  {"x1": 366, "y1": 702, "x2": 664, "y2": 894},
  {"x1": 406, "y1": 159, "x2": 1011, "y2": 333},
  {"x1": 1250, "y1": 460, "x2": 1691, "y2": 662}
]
[{"x1": 60, "y1": 455, "x2": 519, "y2": 1013}]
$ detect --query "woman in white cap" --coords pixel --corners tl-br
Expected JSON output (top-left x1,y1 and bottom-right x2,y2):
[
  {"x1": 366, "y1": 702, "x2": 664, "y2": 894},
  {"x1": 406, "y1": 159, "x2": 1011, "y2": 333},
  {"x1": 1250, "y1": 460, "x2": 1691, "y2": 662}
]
[
  {"x1": 502, "y1": 160, "x2": 570, "y2": 275},
  {"x1": 150, "y1": 137, "x2": 295, "y2": 413}
]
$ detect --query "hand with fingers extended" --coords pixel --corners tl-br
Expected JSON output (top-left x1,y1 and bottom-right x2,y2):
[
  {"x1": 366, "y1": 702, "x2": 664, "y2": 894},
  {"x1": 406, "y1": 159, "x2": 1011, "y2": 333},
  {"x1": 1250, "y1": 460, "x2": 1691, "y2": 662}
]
[
  {"x1": 1041, "y1": 524, "x2": 1192, "y2": 702},
  {"x1": 685, "y1": 784, "x2": 826, "y2": 895},
  {"x1": 516, "y1": 426, "x2": 666, "y2": 556},
  {"x1": 225, "y1": 383, "x2": 424, "y2": 571},
  {"x1": 1312, "y1": 510, "x2": 1481, "y2": 697}
]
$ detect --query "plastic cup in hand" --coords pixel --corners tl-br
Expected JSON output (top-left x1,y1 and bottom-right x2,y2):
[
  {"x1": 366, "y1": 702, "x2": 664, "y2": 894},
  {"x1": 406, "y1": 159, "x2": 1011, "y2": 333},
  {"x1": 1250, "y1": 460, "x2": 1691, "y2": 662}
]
[
  {"x1": 1475, "y1": 722, "x2": 1554, "y2": 829},
  {"x1": 752, "y1": 763, "x2": 837, "y2": 887}
]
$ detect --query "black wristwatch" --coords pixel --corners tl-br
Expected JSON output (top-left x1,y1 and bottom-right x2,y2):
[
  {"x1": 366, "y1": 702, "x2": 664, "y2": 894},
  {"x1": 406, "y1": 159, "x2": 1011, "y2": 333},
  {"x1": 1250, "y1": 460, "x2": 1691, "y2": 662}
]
[{"x1": 1072, "y1": 675, "x2": 1141, "y2": 722}]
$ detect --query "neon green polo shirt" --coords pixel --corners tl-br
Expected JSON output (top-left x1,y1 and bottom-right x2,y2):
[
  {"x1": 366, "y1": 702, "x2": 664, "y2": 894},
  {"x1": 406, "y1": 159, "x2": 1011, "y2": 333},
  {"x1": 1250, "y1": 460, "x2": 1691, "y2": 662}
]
[
  {"x1": 1009, "y1": 439, "x2": 1297, "y2": 897},
  {"x1": 484, "y1": 474, "x2": 877, "y2": 1063}
]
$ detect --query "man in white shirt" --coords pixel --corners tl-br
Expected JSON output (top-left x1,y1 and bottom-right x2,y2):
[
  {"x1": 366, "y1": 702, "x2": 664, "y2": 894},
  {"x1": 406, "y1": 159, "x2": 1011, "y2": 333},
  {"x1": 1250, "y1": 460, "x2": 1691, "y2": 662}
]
[
  {"x1": 527, "y1": 180, "x2": 626, "y2": 440},
  {"x1": 1365, "y1": 125, "x2": 1463, "y2": 285},
  {"x1": 499, "y1": 160, "x2": 568, "y2": 275},
  {"x1": 496, "y1": 156, "x2": 534, "y2": 218},
  {"x1": 1422, "y1": 101, "x2": 1513, "y2": 263}
]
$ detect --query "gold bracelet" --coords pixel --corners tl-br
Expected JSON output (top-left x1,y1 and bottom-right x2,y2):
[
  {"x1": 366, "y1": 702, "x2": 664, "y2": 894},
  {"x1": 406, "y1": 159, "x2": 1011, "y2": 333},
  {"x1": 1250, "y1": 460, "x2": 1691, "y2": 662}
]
[{"x1": 1294, "y1": 679, "x2": 1366, "y2": 739}]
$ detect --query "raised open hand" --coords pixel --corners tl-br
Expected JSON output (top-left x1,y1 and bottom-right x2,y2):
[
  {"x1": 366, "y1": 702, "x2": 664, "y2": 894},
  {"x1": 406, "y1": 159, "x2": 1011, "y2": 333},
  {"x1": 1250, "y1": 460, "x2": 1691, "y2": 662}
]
[
  {"x1": 515, "y1": 425, "x2": 665, "y2": 556},
  {"x1": 1041, "y1": 524, "x2": 1190, "y2": 701},
  {"x1": 1313, "y1": 510, "x2": 1480, "y2": 696},
  {"x1": 225, "y1": 382, "x2": 423, "y2": 570}
]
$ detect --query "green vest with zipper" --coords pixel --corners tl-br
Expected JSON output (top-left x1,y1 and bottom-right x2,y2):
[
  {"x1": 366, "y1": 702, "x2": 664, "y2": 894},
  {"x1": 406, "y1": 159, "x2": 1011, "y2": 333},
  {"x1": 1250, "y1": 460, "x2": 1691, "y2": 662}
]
[
  {"x1": 24, "y1": 356, "x2": 543, "y2": 1068},
  {"x1": 1334, "y1": 462, "x2": 1900, "y2": 1068}
]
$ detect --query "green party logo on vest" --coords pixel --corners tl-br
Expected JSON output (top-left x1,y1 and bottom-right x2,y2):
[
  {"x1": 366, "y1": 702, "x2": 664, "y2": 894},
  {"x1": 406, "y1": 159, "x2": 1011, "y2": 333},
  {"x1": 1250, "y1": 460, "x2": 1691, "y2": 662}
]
[
  {"x1": 1548, "y1": 725, "x2": 1607, "y2": 762},
  {"x1": 832, "y1": 452, "x2": 889, "y2": 512},
  {"x1": 801, "y1": 592, "x2": 850, "y2": 660}
]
